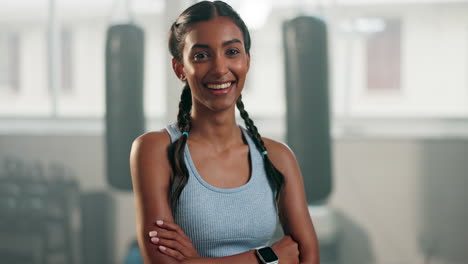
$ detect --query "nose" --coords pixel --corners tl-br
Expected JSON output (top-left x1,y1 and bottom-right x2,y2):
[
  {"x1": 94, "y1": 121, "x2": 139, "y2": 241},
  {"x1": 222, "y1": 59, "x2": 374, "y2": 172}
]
[{"x1": 212, "y1": 54, "x2": 229, "y2": 77}]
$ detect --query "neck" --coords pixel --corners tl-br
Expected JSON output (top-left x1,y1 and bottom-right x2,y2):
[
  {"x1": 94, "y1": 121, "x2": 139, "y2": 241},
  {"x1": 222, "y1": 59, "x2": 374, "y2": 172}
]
[{"x1": 189, "y1": 104, "x2": 243, "y2": 149}]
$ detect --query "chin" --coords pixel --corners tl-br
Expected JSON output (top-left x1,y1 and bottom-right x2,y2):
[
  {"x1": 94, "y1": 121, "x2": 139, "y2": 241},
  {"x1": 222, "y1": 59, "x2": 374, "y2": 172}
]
[{"x1": 206, "y1": 99, "x2": 238, "y2": 113}]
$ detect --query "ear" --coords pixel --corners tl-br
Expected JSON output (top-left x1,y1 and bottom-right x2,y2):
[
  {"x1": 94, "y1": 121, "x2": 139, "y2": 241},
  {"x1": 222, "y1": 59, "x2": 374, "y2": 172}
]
[
  {"x1": 172, "y1": 58, "x2": 185, "y2": 81},
  {"x1": 246, "y1": 53, "x2": 250, "y2": 71}
]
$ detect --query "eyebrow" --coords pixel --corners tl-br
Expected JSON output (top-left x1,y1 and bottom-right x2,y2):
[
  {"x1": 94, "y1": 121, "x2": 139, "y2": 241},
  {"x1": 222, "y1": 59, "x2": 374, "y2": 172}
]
[{"x1": 191, "y1": 39, "x2": 242, "y2": 50}]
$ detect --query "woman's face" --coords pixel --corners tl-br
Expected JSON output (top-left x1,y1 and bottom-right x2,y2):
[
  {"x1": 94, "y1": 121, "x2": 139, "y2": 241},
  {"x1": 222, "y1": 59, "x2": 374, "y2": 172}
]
[{"x1": 175, "y1": 16, "x2": 250, "y2": 113}]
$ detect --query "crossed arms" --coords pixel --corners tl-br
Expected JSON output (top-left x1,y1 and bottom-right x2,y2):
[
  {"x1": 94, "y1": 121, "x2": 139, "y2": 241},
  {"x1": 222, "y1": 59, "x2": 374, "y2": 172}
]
[{"x1": 130, "y1": 131, "x2": 319, "y2": 264}]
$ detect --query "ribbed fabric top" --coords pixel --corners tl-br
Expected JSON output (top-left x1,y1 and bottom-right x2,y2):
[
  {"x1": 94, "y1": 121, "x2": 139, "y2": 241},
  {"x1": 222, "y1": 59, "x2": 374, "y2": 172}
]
[{"x1": 165, "y1": 123, "x2": 278, "y2": 258}]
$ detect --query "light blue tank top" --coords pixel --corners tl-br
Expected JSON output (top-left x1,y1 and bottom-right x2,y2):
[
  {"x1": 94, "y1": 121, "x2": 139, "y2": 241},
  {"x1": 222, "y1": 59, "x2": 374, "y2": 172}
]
[{"x1": 165, "y1": 123, "x2": 278, "y2": 258}]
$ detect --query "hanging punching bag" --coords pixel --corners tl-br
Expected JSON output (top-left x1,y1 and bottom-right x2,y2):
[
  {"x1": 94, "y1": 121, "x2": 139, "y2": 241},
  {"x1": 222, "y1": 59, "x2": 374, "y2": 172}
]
[
  {"x1": 283, "y1": 16, "x2": 332, "y2": 204},
  {"x1": 105, "y1": 24, "x2": 145, "y2": 190}
]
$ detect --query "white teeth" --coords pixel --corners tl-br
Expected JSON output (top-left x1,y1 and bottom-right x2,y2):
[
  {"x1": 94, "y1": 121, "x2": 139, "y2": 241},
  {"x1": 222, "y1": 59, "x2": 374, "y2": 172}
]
[{"x1": 206, "y1": 82, "x2": 231, "y2": 89}]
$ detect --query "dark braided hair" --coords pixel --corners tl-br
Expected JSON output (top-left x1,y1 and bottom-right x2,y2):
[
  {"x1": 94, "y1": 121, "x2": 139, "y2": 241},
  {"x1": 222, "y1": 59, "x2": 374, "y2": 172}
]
[
  {"x1": 236, "y1": 95, "x2": 285, "y2": 201},
  {"x1": 167, "y1": 1, "x2": 284, "y2": 211},
  {"x1": 168, "y1": 84, "x2": 192, "y2": 210}
]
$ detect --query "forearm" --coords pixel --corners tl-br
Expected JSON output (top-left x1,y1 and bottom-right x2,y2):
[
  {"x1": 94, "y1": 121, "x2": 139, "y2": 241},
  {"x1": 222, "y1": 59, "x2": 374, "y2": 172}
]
[
  {"x1": 299, "y1": 254, "x2": 319, "y2": 263},
  {"x1": 298, "y1": 241, "x2": 319, "y2": 264},
  {"x1": 181, "y1": 249, "x2": 260, "y2": 264},
  {"x1": 299, "y1": 255, "x2": 319, "y2": 264}
]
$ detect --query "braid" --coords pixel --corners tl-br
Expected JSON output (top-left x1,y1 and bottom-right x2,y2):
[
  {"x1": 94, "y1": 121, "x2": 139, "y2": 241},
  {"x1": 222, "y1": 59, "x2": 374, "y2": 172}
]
[
  {"x1": 168, "y1": 84, "x2": 192, "y2": 211},
  {"x1": 177, "y1": 84, "x2": 192, "y2": 132},
  {"x1": 236, "y1": 95, "x2": 285, "y2": 202}
]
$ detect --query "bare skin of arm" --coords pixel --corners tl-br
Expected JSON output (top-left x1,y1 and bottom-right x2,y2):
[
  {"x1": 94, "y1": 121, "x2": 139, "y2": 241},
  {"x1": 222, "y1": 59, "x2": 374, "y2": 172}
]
[
  {"x1": 264, "y1": 138, "x2": 320, "y2": 264},
  {"x1": 131, "y1": 131, "x2": 266, "y2": 264}
]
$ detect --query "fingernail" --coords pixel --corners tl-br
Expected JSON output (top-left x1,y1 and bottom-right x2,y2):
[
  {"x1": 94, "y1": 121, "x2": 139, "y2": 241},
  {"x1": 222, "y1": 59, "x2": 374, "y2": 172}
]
[
  {"x1": 148, "y1": 231, "x2": 157, "y2": 237},
  {"x1": 151, "y1": 237, "x2": 159, "y2": 243},
  {"x1": 156, "y1": 220, "x2": 163, "y2": 225},
  {"x1": 159, "y1": 245, "x2": 166, "y2": 251}
]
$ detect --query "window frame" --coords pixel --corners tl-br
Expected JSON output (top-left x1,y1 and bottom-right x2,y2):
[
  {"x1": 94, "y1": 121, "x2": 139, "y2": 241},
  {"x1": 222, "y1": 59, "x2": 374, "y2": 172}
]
[{"x1": 0, "y1": 31, "x2": 20, "y2": 94}]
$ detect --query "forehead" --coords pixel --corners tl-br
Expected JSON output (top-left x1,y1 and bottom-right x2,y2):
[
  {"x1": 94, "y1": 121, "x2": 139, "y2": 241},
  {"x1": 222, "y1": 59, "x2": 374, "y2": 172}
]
[{"x1": 184, "y1": 16, "x2": 244, "y2": 48}]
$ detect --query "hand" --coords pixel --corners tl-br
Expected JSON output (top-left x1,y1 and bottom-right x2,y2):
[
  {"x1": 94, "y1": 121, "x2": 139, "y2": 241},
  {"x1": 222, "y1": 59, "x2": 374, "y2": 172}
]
[
  {"x1": 271, "y1": 235, "x2": 300, "y2": 264},
  {"x1": 148, "y1": 220, "x2": 199, "y2": 261}
]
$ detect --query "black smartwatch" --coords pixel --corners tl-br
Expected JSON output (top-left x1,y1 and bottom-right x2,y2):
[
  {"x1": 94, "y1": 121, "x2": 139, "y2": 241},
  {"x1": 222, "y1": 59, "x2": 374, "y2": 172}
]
[{"x1": 255, "y1": 246, "x2": 279, "y2": 264}]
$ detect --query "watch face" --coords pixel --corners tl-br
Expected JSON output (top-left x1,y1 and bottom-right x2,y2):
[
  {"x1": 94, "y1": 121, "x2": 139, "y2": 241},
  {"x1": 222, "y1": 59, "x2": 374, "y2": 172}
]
[{"x1": 258, "y1": 247, "x2": 278, "y2": 262}]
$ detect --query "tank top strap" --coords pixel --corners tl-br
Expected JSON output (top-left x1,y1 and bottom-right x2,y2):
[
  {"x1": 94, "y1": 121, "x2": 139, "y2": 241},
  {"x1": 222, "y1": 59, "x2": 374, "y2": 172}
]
[
  {"x1": 239, "y1": 127, "x2": 262, "y2": 164},
  {"x1": 165, "y1": 123, "x2": 182, "y2": 143}
]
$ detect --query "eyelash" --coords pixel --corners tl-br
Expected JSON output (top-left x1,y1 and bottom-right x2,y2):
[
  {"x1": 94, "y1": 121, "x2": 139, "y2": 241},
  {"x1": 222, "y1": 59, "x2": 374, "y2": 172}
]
[
  {"x1": 193, "y1": 52, "x2": 209, "y2": 60},
  {"x1": 226, "y1": 49, "x2": 240, "y2": 56},
  {"x1": 192, "y1": 49, "x2": 240, "y2": 60}
]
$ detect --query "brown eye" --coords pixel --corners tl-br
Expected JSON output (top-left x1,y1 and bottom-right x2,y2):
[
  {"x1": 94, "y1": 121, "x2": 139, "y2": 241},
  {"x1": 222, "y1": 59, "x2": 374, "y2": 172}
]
[
  {"x1": 193, "y1": 52, "x2": 209, "y2": 60},
  {"x1": 226, "y1": 49, "x2": 240, "y2": 56}
]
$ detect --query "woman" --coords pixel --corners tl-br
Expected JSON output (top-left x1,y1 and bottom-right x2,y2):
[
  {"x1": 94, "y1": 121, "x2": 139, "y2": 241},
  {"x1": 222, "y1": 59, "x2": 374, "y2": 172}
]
[{"x1": 130, "y1": 1, "x2": 319, "y2": 263}]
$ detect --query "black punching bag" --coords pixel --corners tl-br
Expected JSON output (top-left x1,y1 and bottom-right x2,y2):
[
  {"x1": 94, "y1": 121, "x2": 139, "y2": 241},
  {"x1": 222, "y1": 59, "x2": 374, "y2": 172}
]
[
  {"x1": 283, "y1": 16, "x2": 332, "y2": 204},
  {"x1": 105, "y1": 24, "x2": 145, "y2": 190}
]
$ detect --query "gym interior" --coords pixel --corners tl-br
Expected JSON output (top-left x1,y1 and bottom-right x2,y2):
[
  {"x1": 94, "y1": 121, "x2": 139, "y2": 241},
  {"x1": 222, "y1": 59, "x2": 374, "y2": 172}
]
[{"x1": 1, "y1": 0, "x2": 467, "y2": 263}]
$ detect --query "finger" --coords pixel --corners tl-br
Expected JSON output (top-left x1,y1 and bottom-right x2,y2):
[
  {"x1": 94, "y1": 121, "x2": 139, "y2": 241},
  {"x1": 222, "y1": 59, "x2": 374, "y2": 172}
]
[
  {"x1": 156, "y1": 220, "x2": 190, "y2": 240},
  {"x1": 156, "y1": 229, "x2": 177, "y2": 240},
  {"x1": 158, "y1": 245, "x2": 185, "y2": 261},
  {"x1": 156, "y1": 229, "x2": 194, "y2": 250},
  {"x1": 152, "y1": 235, "x2": 197, "y2": 258},
  {"x1": 150, "y1": 237, "x2": 159, "y2": 245},
  {"x1": 157, "y1": 237, "x2": 187, "y2": 253}
]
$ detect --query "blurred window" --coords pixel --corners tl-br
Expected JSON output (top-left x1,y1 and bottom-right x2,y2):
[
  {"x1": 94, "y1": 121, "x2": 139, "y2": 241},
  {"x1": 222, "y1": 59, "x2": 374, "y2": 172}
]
[
  {"x1": 1, "y1": 0, "x2": 467, "y2": 137},
  {"x1": 367, "y1": 19, "x2": 401, "y2": 91},
  {"x1": 331, "y1": 5, "x2": 468, "y2": 118},
  {"x1": 0, "y1": 32, "x2": 20, "y2": 93},
  {"x1": 0, "y1": 0, "x2": 166, "y2": 120},
  {"x1": 61, "y1": 29, "x2": 73, "y2": 93}
]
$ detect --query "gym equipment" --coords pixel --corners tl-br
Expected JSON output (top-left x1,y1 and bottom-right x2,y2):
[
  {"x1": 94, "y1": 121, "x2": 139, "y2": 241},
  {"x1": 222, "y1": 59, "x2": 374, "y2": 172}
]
[
  {"x1": 105, "y1": 23, "x2": 145, "y2": 190},
  {"x1": 282, "y1": 16, "x2": 332, "y2": 204},
  {"x1": 80, "y1": 191, "x2": 116, "y2": 264},
  {"x1": 283, "y1": 16, "x2": 339, "y2": 264},
  {"x1": 0, "y1": 159, "x2": 81, "y2": 264}
]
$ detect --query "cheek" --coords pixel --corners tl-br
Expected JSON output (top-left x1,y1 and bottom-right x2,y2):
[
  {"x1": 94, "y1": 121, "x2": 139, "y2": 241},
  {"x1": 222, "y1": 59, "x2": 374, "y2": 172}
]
[
  {"x1": 183, "y1": 62, "x2": 207, "y2": 78},
  {"x1": 182, "y1": 62, "x2": 195, "y2": 76},
  {"x1": 232, "y1": 60, "x2": 249, "y2": 77}
]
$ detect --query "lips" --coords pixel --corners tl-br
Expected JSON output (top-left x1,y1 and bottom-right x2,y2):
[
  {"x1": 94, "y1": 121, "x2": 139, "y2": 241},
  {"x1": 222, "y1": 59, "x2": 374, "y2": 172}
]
[
  {"x1": 205, "y1": 81, "x2": 234, "y2": 90},
  {"x1": 204, "y1": 81, "x2": 235, "y2": 95}
]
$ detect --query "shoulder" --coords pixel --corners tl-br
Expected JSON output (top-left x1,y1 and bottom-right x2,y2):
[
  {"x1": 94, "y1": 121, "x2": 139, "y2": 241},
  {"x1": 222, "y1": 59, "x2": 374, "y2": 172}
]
[
  {"x1": 262, "y1": 137, "x2": 299, "y2": 177},
  {"x1": 131, "y1": 129, "x2": 172, "y2": 158},
  {"x1": 130, "y1": 129, "x2": 173, "y2": 181}
]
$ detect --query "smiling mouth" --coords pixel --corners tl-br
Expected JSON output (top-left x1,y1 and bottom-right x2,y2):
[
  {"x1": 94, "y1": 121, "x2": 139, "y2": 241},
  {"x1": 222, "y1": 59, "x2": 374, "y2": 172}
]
[{"x1": 205, "y1": 82, "x2": 234, "y2": 90}]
